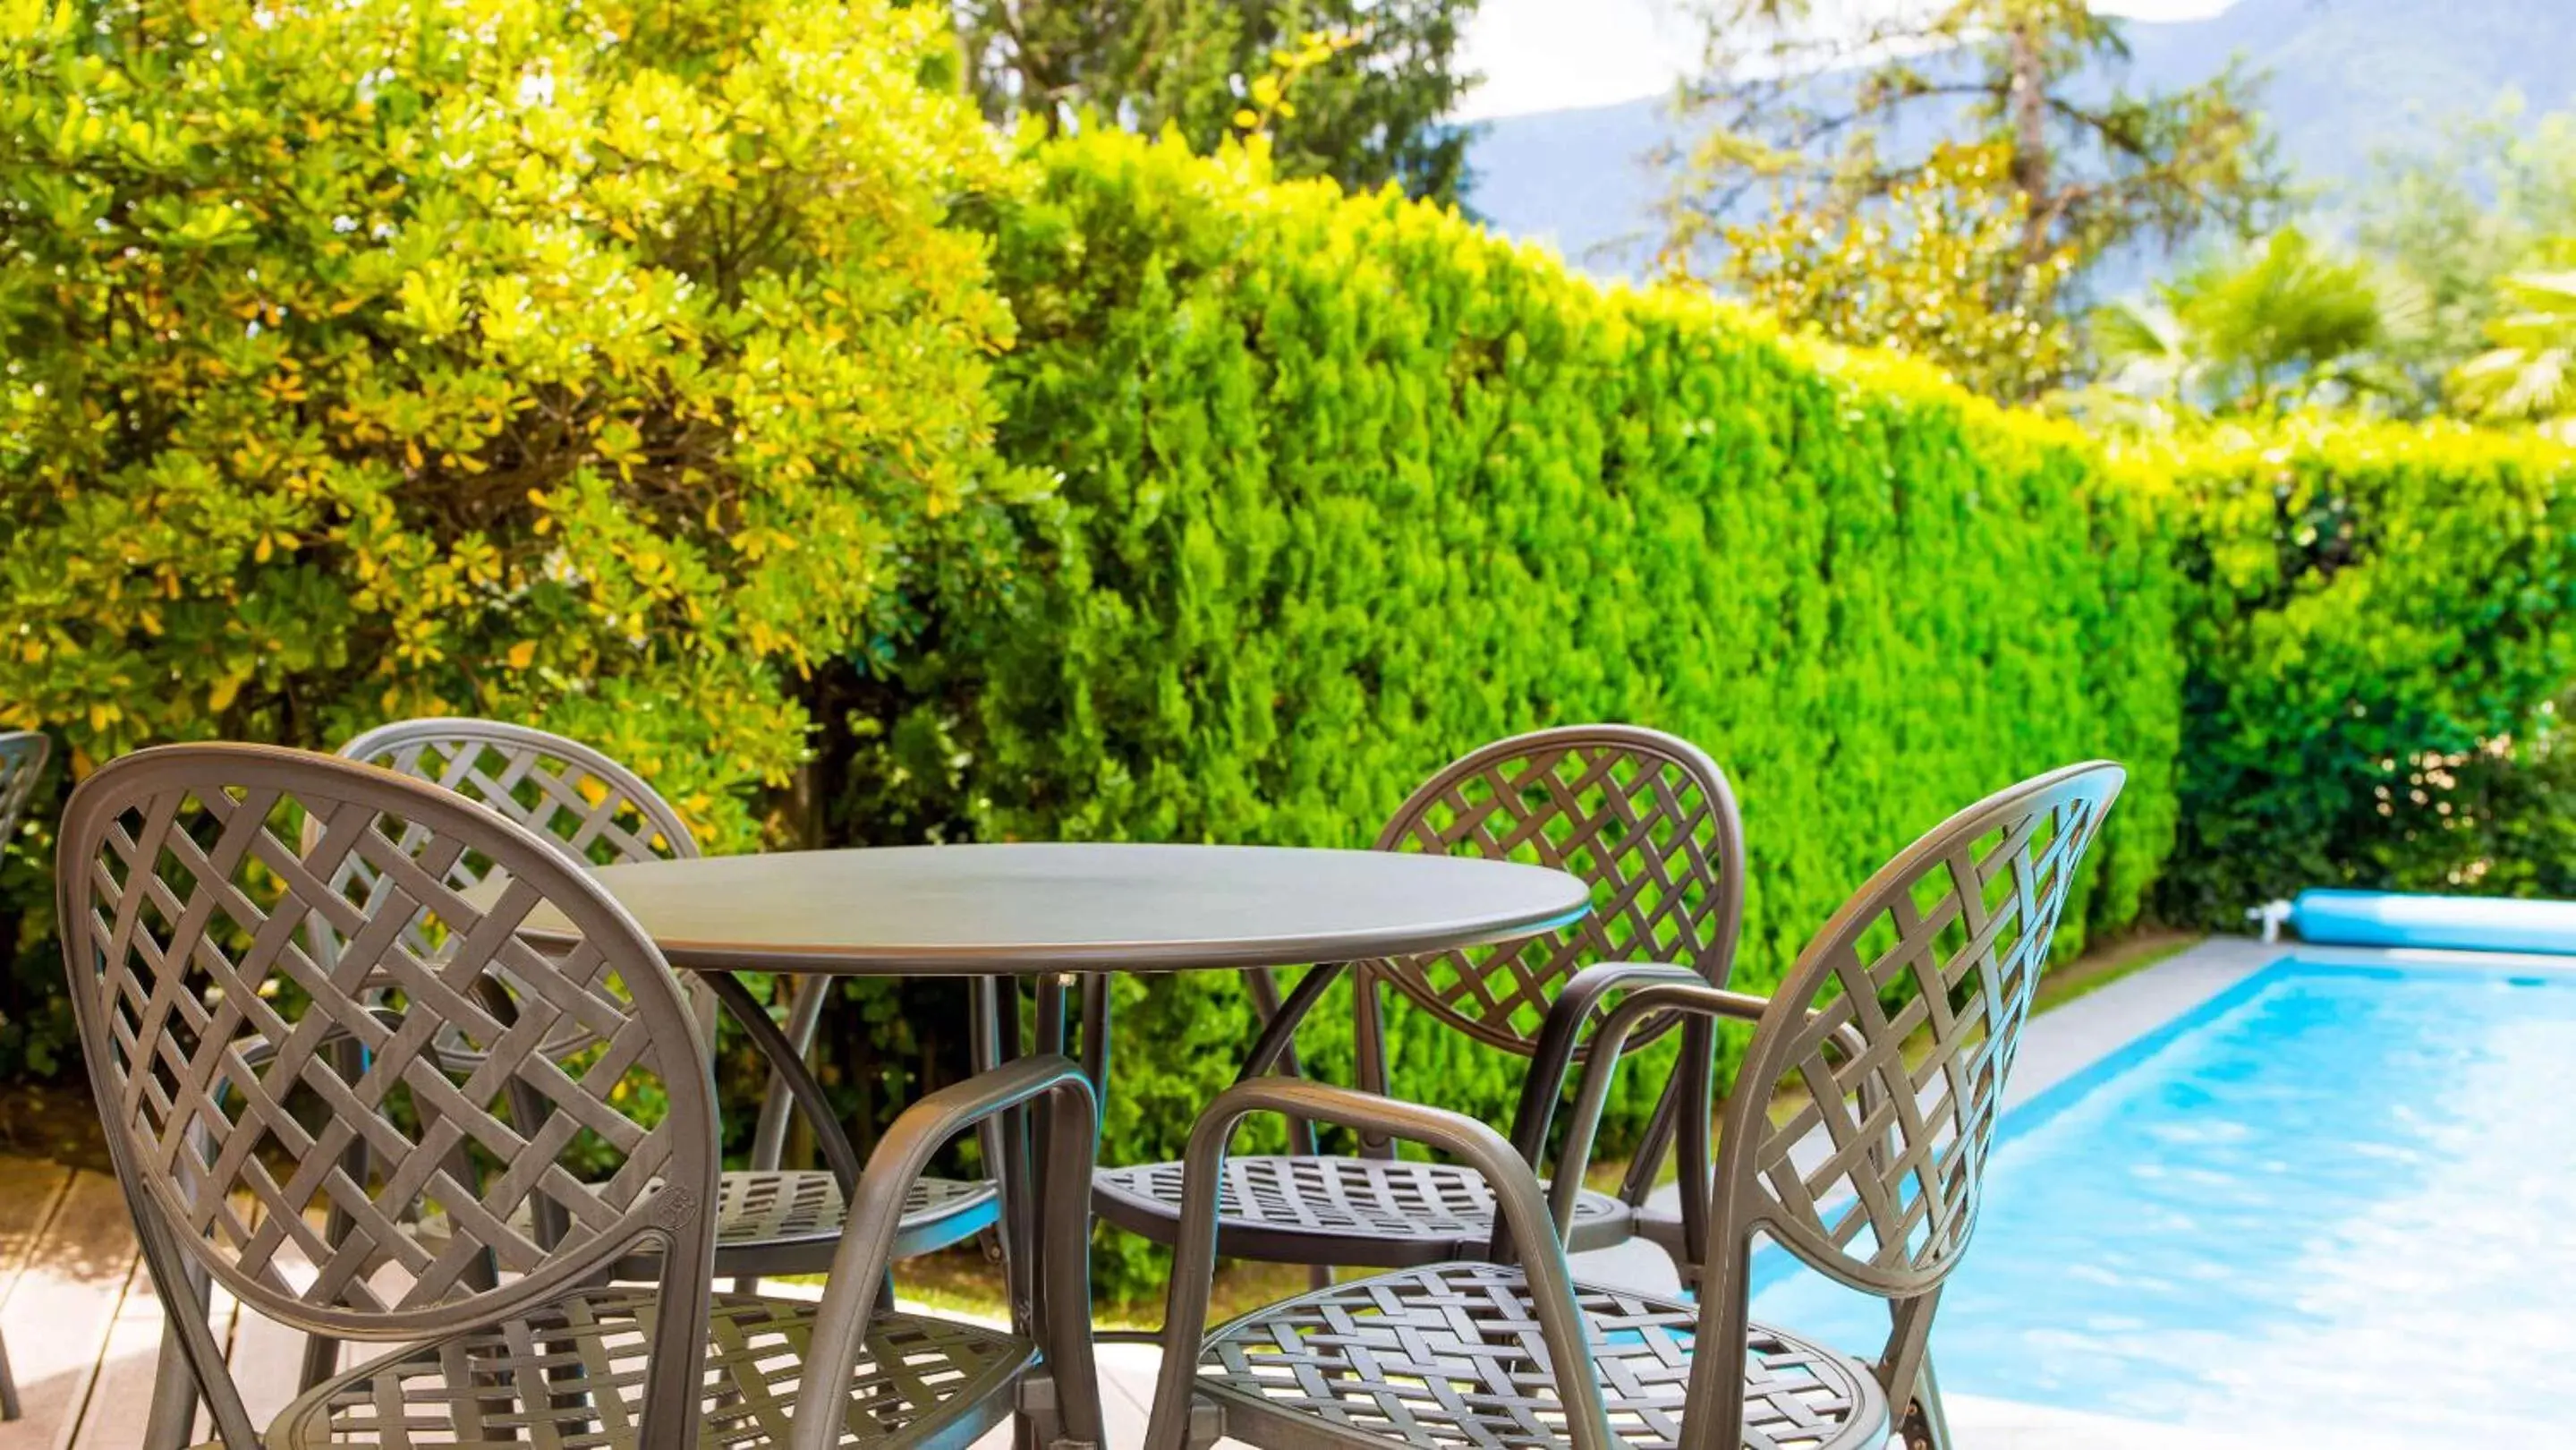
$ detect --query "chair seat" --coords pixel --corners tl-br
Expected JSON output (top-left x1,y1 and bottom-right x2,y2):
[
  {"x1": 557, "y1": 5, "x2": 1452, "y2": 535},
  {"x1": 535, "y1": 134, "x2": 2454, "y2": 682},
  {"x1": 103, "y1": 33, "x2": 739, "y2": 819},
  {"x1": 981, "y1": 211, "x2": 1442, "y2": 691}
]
[
  {"x1": 479, "y1": 1172, "x2": 994, "y2": 1280},
  {"x1": 269, "y1": 1287, "x2": 1030, "y2": 1447},
  {"x1": 710, "y1": 1170, "x2": 999, "y2": 1263},
  {"x1": 1093, "y1": 1156, "x2": 1631, "y2": 1265},
  {"x1": 1194, "y1": 1262, "x2": 1886, "y2": 1450}
]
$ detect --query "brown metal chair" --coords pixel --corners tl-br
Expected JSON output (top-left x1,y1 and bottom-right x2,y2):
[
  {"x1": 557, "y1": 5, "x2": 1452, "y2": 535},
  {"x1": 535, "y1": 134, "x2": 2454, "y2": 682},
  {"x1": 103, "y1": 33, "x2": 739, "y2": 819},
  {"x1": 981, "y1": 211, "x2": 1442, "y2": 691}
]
[
  {"x1": 336, "y1": 717, "x2": 999, "y2": 1279},
  {"x1": 1092, "y1": 723, "x2": 1744, "y2": 1277},
  {"x1": 141, "y1": 720, "x2": 1007, "y2": 1447},
  {"x1": 1144, "y1": 760, "x2": 2126, "y2": 1450},
  {"x1": 0, "y1": 727, "x2": 47, "y2": 1422},
  {"x1": 58, "y1": 742, "x2": 1101, "y2": 1450}
]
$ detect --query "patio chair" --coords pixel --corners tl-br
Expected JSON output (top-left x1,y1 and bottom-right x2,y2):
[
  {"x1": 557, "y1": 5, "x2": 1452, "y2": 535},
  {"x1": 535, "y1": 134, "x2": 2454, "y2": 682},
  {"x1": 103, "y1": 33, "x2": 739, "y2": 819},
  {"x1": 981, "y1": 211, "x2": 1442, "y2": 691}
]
[
  {"x1": 132, "y1": 718, "x2": 1007, "y2": 1443},
  {"x1": 0, "y1": 727, "x2": 47, "y2": 1422},
  {"x1": 57, "y1": 742, "x2": 1101, "y2": 1450},
  {"x1": 1092, "y1": 723, "x2": 1745, "y2": 1279},
  {"x1": 1143, "y1": 760, "x2": 2125, "y2": 1450},
  {"x1": 335, "y1": 717, "x2": 1000, "y2": 1282}
]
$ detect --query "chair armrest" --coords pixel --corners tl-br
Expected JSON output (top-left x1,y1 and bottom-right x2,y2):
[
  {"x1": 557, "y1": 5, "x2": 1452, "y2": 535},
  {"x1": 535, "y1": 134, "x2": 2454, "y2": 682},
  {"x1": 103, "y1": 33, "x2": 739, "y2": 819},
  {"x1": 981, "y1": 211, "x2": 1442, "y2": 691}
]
[
  {"x1": 1501, "y1": 962, "x2": 1721, "y2": 1265},
  {"x1": 789, "y1": 1053, "x2": 1103, "y2": 1450},
  {"x1": 1545, "y1": 982, "x2": 1869, "y2": 1236},
  {"x1": 1508, "y1": 961, "x2": 1709, "y2": 1164},
  {"x1": 1143, "y1": 1079, "x2": 1619, "y2": 1450}
]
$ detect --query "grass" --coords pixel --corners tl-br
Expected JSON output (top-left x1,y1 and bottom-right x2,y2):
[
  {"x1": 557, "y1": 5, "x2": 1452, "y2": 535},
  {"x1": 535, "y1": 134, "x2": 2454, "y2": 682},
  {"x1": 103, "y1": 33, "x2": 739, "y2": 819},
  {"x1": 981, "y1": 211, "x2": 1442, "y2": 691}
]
[{"x1": 846, "y1": 1245, "x2": 1315, "y2": 1330}]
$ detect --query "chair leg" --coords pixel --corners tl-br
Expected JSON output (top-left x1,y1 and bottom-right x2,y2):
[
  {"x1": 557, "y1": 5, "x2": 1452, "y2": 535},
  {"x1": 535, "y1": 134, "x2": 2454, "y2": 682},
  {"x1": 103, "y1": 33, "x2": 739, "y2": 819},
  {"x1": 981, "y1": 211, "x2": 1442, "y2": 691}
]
[
  {"x1": 298, "y1": 1328, "x2": 342, "y2": 1392},
  {"x1": 0, "y1": 1326, "x2": 20, "y2": 1420},
  {"x1": 145, "y1": 1318, "x2": 201, "y2": 1450},
  {"x1": 1898, "y1": 1356, "x2": 1953, "y2": 1450}
]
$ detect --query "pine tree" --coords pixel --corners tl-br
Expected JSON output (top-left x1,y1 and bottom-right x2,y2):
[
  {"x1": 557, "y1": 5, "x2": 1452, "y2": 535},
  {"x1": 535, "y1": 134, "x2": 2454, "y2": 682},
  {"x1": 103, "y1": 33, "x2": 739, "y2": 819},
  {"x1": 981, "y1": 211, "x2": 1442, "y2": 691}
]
[
  {"x1": 951, "y1": 0, "x2": 1483, "y2": 203},
  {"x1": 1662, "y1": 0, "x2": 2282, "y2": 398}
]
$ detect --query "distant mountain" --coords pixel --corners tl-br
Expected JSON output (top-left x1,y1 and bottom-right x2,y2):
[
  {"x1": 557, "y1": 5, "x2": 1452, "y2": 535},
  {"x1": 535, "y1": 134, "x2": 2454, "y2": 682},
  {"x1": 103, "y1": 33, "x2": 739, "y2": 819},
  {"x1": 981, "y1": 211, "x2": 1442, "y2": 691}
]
[{"x1": 1465, "y1": 0, "x2": 2576, "y2": 279}]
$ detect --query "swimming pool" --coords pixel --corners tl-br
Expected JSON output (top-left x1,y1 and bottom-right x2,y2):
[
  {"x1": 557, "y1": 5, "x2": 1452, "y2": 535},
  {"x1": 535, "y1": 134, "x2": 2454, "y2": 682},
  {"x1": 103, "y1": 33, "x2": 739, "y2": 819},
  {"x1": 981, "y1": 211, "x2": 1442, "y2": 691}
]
[{"x1": 1747, "y1": 959, "x2": 2576, "y2": 1445}]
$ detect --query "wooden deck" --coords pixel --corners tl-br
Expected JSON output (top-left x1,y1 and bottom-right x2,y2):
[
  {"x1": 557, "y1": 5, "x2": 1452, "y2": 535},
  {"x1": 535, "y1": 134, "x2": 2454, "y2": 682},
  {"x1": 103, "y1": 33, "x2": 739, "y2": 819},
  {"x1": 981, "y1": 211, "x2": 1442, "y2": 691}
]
[
  {"x1": 0, "y1": 1154, "x2": 307, "y2": 1450},
  {"x1": 0, "y1": 1153, "x2": 1177, "y2": 1449}
]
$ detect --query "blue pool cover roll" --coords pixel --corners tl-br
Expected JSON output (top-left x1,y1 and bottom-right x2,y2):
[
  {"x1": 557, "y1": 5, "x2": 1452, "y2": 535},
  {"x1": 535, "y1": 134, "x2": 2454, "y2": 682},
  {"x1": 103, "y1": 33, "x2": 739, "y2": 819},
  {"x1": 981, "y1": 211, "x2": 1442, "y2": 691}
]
[{"x1": 2291, "y1": 888, "x2": 2576, "y2": 954}]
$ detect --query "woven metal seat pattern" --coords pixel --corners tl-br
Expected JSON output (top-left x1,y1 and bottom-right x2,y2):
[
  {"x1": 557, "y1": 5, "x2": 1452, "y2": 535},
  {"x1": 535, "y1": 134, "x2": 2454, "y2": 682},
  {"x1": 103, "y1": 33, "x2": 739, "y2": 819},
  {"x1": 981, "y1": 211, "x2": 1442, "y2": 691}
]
[
  {"x1": 714, "y1": 1171, "x2": 998, "y2": 1248},
  {"x1": 1101, "y1": 727, "x2": 1745, "y2": 1284},
  {"x1": 68, "y1": 770, "x2": 701, "y2": 1332},
  {"x1": 61, "y1": 746, "x2": 1079, "y2": 1450},
  {"x1": 274, "y1": 1286, "x2": 1029, "y2": 1448},
  {"x1": 454, "y1": 1172, "x2": 994, "y2": 1271},
  {"x1": 1096, "y1": 1156, "x2": 1623, "y2": 1244},
  {"x1": 341, "y1": 721, "x2": 699, "y2": 868},
  {"x1": 1196, "y1": 1263, "x2": 1882, "y2": 1450},
  {"x1": 324, "y1": 721, "x2": 708, "y2": 1071},
  {"x1": 1735, "y1": 773, "x2": 2120, "y2": 1296}
]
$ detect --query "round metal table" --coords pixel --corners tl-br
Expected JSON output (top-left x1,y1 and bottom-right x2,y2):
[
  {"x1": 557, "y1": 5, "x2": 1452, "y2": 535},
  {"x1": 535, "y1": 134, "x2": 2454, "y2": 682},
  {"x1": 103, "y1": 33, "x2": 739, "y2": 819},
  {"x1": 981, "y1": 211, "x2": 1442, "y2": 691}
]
[
  {"x1": 544, "y1": 841, "x2": 1590, "y2": 974},
  {"x1": 541, "y1": 842, "x2": 1592, "y2": 1446}
]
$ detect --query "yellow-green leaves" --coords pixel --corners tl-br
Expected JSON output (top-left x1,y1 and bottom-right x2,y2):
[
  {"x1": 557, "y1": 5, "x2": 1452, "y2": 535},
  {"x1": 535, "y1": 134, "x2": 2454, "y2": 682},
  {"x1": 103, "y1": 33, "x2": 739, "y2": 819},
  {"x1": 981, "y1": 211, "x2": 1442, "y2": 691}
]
[{"x1": 0, "y1": 0, "x2": 1024, "y2": 1047}]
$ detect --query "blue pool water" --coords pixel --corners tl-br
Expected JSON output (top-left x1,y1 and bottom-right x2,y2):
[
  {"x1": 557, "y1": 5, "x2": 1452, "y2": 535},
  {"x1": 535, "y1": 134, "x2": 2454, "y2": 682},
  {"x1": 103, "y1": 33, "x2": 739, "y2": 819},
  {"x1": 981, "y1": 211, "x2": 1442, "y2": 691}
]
[{"x1": 1747, "y1": 960, "x2": 2576, "y2": 1444}]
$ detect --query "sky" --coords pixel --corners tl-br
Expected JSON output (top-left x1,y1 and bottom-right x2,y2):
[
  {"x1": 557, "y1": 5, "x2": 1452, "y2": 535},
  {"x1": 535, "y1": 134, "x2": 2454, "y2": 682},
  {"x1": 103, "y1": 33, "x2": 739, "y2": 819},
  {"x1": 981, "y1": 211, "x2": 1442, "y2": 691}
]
[{"x1": 1455, "y1": 0, "x2": 2244, "y2": 120}]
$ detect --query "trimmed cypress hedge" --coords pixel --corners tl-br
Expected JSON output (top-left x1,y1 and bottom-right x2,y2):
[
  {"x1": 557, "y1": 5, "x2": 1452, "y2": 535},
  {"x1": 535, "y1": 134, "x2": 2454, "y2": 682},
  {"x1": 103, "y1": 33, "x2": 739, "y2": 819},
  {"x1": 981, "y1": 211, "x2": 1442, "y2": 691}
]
[{"x1": 888, "y1": 133, "x2": 2187, "y2": 1288}]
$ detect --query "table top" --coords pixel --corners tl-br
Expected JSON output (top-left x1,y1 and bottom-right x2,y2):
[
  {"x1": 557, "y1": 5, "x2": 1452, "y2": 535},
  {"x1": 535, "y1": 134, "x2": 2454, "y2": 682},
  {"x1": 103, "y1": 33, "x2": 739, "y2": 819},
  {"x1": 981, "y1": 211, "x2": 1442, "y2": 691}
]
[{"x1": 526, "y1": 842, "x2": 1594, "y2": 977}]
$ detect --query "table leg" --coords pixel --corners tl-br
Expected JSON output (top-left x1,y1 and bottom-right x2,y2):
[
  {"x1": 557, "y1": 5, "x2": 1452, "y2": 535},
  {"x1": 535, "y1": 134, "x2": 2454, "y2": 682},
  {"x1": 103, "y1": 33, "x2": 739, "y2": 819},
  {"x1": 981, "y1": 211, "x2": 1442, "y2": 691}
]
[
  {"x1": 988, "y1": 972, "x2": 1104, "y2": 1448},
  {"x1": 1031, "y1": 975, "x2": 1078, "y2": 1447},
  {"x1": 700, "y1": 972, "x2": 865, "y2": 1193},
  {"x1": 982, "y1": 974, "x2": 1040, "y2": 1447}
]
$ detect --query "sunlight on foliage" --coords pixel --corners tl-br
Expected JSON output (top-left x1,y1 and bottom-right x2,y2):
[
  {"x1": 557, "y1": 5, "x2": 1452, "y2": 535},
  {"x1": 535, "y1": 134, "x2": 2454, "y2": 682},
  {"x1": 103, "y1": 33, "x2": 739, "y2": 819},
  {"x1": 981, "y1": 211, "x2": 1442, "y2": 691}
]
[
  {"x1": 967, "y1": 130, "x2": 2183, "y2": 1292},
  {"x1": 0, "y1": 0, "x2": 1024, "y2": 847},
  {"x1": 2453, "y1": 264, "x2": 2576, "y2": 429},
  {"x1": 2087, "y1": 227, "x2": 2419, "y2": 420},
  {"x1": 1229, "y1": 29, "x2": 1365, "y2": 141},
  {"x1": 1695, "y1": 142, "x2": 2079, "y2": 402}
]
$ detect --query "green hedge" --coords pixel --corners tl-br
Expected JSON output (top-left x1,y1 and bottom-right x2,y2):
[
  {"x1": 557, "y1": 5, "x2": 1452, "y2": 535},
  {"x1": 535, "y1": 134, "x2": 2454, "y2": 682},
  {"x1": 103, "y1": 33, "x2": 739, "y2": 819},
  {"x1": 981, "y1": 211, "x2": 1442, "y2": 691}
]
[
  {"x1": 868, "y1": 132, "x2": 2185, "y2": 1290},
  {"x1": 2155, "y1": 422, "x2": 2576, "y2": 921}
]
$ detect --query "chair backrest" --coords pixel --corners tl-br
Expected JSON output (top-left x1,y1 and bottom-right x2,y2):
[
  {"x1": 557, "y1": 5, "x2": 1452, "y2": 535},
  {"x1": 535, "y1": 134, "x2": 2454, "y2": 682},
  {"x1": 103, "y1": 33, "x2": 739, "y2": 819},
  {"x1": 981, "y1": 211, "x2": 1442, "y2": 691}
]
[
  {"x1": 337, "y1": 717, "x2": 700, "y2": 867},
  {"x1": 56, "y1": 746, "x2": 718, "y2": 1384},
  {"x1": 0, "y1": 729, "x2": 49, "y2": 844},
  {"x1": 334, "y1": 718, "x2": 725, "y2": 1041},
  {"x1": 1362, "y1": 724, "x2": 1744, "y2": 1061},
  {"x1": 1710, "y1": 761, "x2": 2124, "y2": 1303}
]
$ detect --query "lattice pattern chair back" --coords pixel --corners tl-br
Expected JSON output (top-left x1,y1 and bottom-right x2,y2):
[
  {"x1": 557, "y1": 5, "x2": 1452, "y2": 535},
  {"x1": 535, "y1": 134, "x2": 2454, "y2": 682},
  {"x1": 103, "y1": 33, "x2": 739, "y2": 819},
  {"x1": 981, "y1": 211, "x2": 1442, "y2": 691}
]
[
  {"x1": 0, "y1": 729, "x2": 48, "y2": 848},
  {"x1": 337, "y1": 717, "x2": 699, "y2": 868},
  {"x1": 1714, "y1": 762, "x2": 2124, "y2": 1301},
  {"x1": 332, "y1": 717, "x2": 715, "y2": 1043},
  {"x1": 1364, "y1": 724, "x2": 1743, "y2": 1056},
  {"x1": 55, "y1": 744, "x2": 720, "y2": 1352}
]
